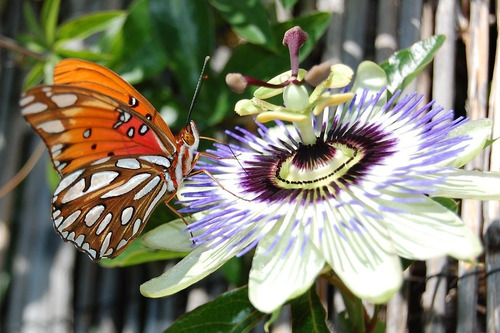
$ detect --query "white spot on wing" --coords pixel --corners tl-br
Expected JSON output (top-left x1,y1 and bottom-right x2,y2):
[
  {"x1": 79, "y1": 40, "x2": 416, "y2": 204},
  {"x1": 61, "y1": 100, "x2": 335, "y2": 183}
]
[
  {"x1": 121, "y1": 206, "x2": 134, "y2": 225},
  {"x1": 139, "y1": 155, "x2": 171, "y2": 168},
  {"x1": 96, "y1": 212, "x2": 113, "y2": 236},
  {"x1": 61, "y1": 178, "x2": 86, "y2": 203},
  {"x1": 63, "y1": 171, "x2": 120, "y2": 204},
  {"x1": 119, "y1": 111, "x2": 131, "y2": 122},
  {"x1": 133, "y1": 176, "x2": 161, "y2": 200},
  {"x1": 85, "y1": 205, "x2": 105, "y2": 227},
  {"x1": 58, "y1": 210, "x2": 82, "y2": 231},
  {"x1": 88, "y1": 171, "x2": 119, "y2": 192},
  {"x1": 51, "y1": 144, "x2": 64, "y2": 157},
  {"x1": 22, "y1": 102, "x2": 48, "y2": 115},
  {"x1": 54, "y1": 169, "x2": 84, "y2": 195},
  {"x1": 54, "y1": 216, "x2": 63, "y2": 227},
  {"x1": 116, "y1": 158, "x2": 141, "y2": 170},
  {"x1": 51, "y1": 93, "x2": 78, "y2": 108},
  {"x1": 92, "y1": 157, "x2": 111, "y2": 165},
  {"x1": 82, "y1": 243, "x2": 97, "y2": 260},
  {"x1": 145, "y1": 183, "x2": 167, "y2": 218},
  {"x1": 20, "y1": 94, "x2": 35, "y2": 107},
  {"x1": 117, "y1": 239, "x2": 128, "y2": 250},
  {"x1": 132, "y1": 218, "x2": 142, "y2": 236},
  {"x1": 57, "y1": 162, "x2": 67, "y2": 172},
  {"x1": 52, "y1": 210, "x2": 61, "y2": 219},
  {"x1": 102, "y1": 173, "x2": 150, "y2": 199},
  {"x1": 74, "y1": 234, "x2": 85, "y2": 247},
  {"x1": 100, "y1": 231, "x2": 113, "y2": 257},
  {"x1": 38, "y1": 119, "x2": 65, "y2": 133}
]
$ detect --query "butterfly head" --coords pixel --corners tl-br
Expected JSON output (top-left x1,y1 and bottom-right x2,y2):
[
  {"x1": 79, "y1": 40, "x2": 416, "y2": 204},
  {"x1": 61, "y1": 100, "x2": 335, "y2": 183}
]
[
  {"x1": 179, "y1": 120, "x2": 199, "y2": 149},
  {"x1": 175, "y1": 120, "x2": 200, "y2": 178}
]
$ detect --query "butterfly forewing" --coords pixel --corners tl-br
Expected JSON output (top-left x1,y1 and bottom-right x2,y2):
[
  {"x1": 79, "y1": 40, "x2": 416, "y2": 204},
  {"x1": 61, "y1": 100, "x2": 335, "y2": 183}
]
[
  {"x1": 52, "y1": 155, "x2": 173, "y2": 260},
  {"x1": 53, "y1": 59, "x2": 176, "y2": 141},
  {"x1": 21, "y1": 85, "x2": 176, "y2": 176}
]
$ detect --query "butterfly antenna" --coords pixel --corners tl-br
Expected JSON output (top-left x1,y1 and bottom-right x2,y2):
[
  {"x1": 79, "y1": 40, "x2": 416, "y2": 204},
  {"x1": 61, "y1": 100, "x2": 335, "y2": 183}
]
[{"x1": 186, "y1": 56, "x2": 210, "y2": 126}]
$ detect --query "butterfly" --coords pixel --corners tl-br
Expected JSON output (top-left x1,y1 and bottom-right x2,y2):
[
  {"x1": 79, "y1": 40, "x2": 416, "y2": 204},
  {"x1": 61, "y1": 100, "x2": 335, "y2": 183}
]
[{"x1": 20, "y1": 59, "x2": 200, "y2": 261}]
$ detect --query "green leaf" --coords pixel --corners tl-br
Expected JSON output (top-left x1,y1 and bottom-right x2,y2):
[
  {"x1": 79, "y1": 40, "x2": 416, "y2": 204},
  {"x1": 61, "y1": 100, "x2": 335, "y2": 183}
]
[
  {"x1": 432, "y1": 197, "x2": 458, "y2": 213},
  {"x1": 339, "y1": 293, "x2": 365, "y2": 333},
  {"x1": 99, "y1": 239, "x2": 189, "y2": 268},
  {"x1": 220, "y1": 256, "x2": 248, "y2": 286},
  {"x1": 210, "y1": 0, "x2": 276, "y2": 49},
  {"x1": 104, "y1": 0, "x2": 168, "y2": 83},
  {"x1": 55, "y1": 49, "x2": 114, "y2": 62},
  {"x1": 380, "y1": 35, "x2": 445, "y2": 93},
  {"x1": 485, "y1": 136, "x2": 500, "y2": 148},
  {"x1": 22, "y1": 2, "x2": 44, "y2": 43},
  {"x1": 280, "y1": 0, "x2": 300, "y2": 10},
  {"x1": 40, "y1": 0, "x2": 61, "y2": 45},
  {"x1": 23, "y1": 62, "x2": 44, "y2": 89},
  {"x1": 165, "y1": 286, "x2": 266, "y2": 332},
  {"x1": 290, "y1": 286, "x2": 330, "y2": 333},
  {"x1": 45, "y1": 161, "x2": 60, "y2": 191},
  {"x1": 149, "y1": 0, "x2": 215, "y2": 93},
  {"x1": 56, "y1": 11, "x2": 126, "y2": 41}
]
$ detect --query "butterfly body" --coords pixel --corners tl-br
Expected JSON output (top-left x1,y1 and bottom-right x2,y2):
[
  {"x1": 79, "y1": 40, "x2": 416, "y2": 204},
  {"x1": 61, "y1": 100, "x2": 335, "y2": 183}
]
[{"x1": 21, "y1": 59, "x2": 199, "y2": 260}]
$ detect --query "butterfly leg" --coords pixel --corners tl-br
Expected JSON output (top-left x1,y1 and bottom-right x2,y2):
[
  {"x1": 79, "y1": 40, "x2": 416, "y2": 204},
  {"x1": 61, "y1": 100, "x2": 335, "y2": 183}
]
[
  {"x1": 163, "y1": 191, "x2": 195, "y2": 244},
  {"x1": 188, "y1": 165, "x2": 251, "y2": 202}
]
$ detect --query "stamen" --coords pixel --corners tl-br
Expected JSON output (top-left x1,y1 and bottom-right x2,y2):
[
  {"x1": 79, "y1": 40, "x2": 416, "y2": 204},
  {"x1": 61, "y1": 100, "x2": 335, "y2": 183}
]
[{"x1": 305, "y1": 62, "x2": 331, "y2": 86}]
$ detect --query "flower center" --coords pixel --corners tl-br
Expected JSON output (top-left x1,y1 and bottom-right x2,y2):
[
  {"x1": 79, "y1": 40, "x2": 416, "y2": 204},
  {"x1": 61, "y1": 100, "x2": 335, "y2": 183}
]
[
  {"x1": 236, "y1": 121, "x2": 397, "y2": 202},
  {"x1": 275, "y1": 140, "x2": 363, "y2": 189}
]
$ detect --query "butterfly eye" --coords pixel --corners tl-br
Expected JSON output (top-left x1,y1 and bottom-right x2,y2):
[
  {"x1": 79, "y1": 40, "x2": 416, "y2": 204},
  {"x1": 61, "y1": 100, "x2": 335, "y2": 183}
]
[{"x1": 183, "y1": 130, "x2": 195, "y2": 146}]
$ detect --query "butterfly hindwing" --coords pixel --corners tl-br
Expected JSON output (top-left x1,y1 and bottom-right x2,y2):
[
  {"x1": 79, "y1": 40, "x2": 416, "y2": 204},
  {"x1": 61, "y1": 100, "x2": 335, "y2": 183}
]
[{"x1": 51, "y1": 155, "x2": 174, "y2": 260}]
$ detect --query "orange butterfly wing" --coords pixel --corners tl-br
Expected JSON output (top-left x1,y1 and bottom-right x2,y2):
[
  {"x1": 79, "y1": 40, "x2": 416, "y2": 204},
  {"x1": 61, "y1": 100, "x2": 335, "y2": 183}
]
[
  {"x1": 21, "y1": 85, "x2": 176, "y2": 176},
  {"x1": 53, "y1": 58, "x2": 176, "y2": 142}
]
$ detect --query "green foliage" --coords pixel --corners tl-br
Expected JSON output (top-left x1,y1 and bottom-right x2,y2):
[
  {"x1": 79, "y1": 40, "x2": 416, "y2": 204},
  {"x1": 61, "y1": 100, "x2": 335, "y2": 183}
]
[
  {"x1": 379, "y1": 35, "x2": 445, "y2": 94},
  {"x1": 165, "y1": 286, "x2": 267, "y2": 333},
  {"x1": 433, "y1": 197, "x2": 459, "y2": 213},
  {"x1": 19, "y1": 1, "x2": 125, "y2": 87},
  {"x1": 211, "y1": 0, "x2": 275, "y2": 48},
  {"x1": 290, "y1": 286, "x2": 330, "y2": 332},
  {"x1": 99, "y1": 239, "x2": 189, "y2": 268}
]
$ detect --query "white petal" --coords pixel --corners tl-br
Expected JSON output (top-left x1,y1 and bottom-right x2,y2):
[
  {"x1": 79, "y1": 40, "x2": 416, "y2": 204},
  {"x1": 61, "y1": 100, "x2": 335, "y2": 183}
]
[
  {"x1": 378, "y1": 196, "x2": 483, "y2": 260},
  {"x1": 248, "y1": 208, "x2": 325, "y2": 313},
  {"x1": 445, "y1": 119, "x2": 492, "y2": 167},
  {"x1": 349, "y1": 61, "x2": 388, "y2": 110},
  {"x1": 140, "y1": 234, "x2": 254, "y2": 297},
  {"x1": 142, "y1": 218, "x2": 193, "y2": 252},
  {"x1": 310, "y1": 202, "x2": 402, "y2": 303},
  {"x1": 430, "y1": 169, "x2": 500, "y2": 200}
]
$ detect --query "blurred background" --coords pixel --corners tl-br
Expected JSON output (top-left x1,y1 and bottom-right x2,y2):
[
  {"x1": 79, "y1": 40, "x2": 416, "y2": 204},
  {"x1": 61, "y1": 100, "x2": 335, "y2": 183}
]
[{"x1": 0, "y1": 0, "x2": 498, "y2": 332}]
